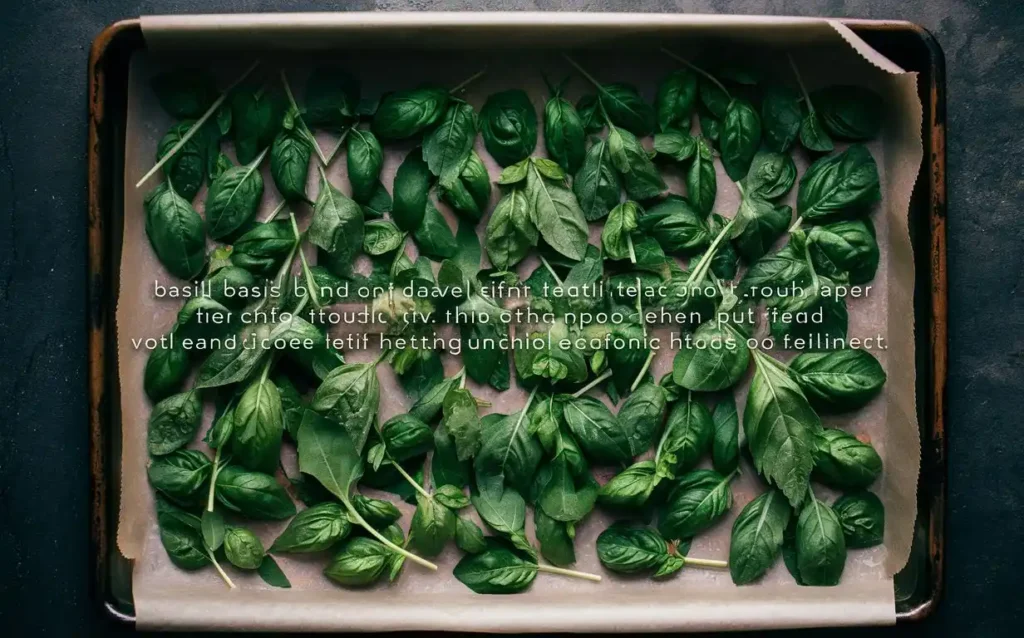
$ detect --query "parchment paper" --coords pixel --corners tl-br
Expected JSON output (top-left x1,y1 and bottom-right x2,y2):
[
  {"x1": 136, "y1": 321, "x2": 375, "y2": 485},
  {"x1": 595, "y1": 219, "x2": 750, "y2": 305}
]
[{"x1": 117, "y1": 13, "x2": 922, "y2": 632}]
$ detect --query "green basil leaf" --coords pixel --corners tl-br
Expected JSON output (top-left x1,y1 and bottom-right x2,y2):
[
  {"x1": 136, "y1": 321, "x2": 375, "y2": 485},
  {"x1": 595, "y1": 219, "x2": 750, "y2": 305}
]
[
  {"x1": 480, "y1": 89, "x2": 537, "y2": 166},
  {"x1": 362, "y1": 219, "x2": 405, "y2": 256},
  {"x1": 738, "y1": 244, "x2": 808, "y2": 298},
  {"x1": 157, "y1": 122, "x2": 206, "y2": 201},
  {"x1": 215, "y1": 465, "x2": 296, "y2": 520},
  {"x1": 324, "y1": 536, "x2": 389, "y2": 586},
  {"x1": 455, "y1": 517, "x2": 487, "y2": 554},
  {"x1": 148, "y1": 390, "x2": 203, "y2": 456},
  {"x1": 686, "y1": 138, "x2": 717, "y2": 216},
  {"x1": 597, "y1": 461, "x2": 660, "y2": 510},
  {"x1": 525, "y1": 162, "x2": 589, "y2": 261},
  {"x1": 798, "y1": 144, "x2": 880, "y2": 221},
  {"x1": 721, "y1": 98, "x2": 761, "y2": 181},
  {"x1": 708, "y1": 213, "x2": 739, "y2": 279},
  {"x1": 577, "y1": 94, "x2": 603, "y2": 133},
  {"x1": 144, "y1": 337, "x2": 190, "y2": 402},
  {"x1": 535, "y1": 508, "x2": 576, "y2": 567},
  {"x1": 658, "y1": 469, "x2": 733, "y2": 541},
  {"x1": 270, "y1": 128, "x2": 312, "y2": 203},
  {"x1": 453, "y1": 219, "x2": 482, "y2": 276},
  {"x1": 789, "y1": 349, "x2": 886, "y2": 413},
  {"x1": 743, "y1": 350, "x2": 822, "y2": 507},
  {"x1": 799, "y1": 111, "x2": 834, "y2": 152},
  {"x1": 601, "y1": 201, "x2": 639, "y2": 261},
  {"x1": 573, "y1": 138, "x2": 621, "y2": 222},
  {"x1": 205, "y1": 153, "x2": 266, "y2": 240},
  {"x1": 597, "y1": 524, "x2": 679, "y2": 576},
  {"x1": 453, "y1": 540, "x2": 537, "y2": 594},
  {"x1": 296, "y1": 410, "x2": 364, "y2": 503},
  {"x1": 232, "y1": 375, "x2": 284, "y2": 473},
  {"x1": 498, "y1": 159, "x2": 530, "y2": 185},
  {"x1": 485, "y1": 187, "x2": 537, "y2": 271},
  {"x1": 392, "y1": 147, "x2": 433, "y2": 232},
  {"x1": 346, "y1": 129, "x2": 384, "y2": 203},
  {"x1": 699, "y1": 77, "x2": 730, "y2": 119},
  {"x1": 311, "y1": 362, "x2": 379, "y2": 454},
  {"x1": 423, "y1": 101, "x2": 478, "y2": 188},
  {"x1": 308, "y1": 172, "x2": 364, "y2": 275},
  {"x1": 729, "y1": 489, "x2": 792, "y2": 585},
  {"x1": 537, "y1": 456, "x2": 599, "y2": 523},
  {"x1": 711, "y1": 396, "x2": 740, "y2": 475},
  {"x1": 832, "y1": 490, "x2": 884, "y2": 548},
  {"x1": 653, "y1": 130, "x2": 697, "y2": 162},
  {"x1": 228, "y1": 219, "x2": 293, "y2": 277},
  {"x1": 760, "y1": 85, "x2": 802, "y2": 153},
  {"x1": 600, "y1": 83, "x2": 655, "y2": 136},
  {"x1": 439, "y1": 150, "x2": 491, "y2": 222},
  {"x1": 151, "y1": 69, "x2": 217, "y2": 118},
  {"x1": 201, "y1": 509, "x2": 225, "y2": 551},
  {"x1": 194, "y1": 323, "x2": 273, "y2": 388},
  {"x1": 155, "y1": 497, "x2": 210, "y2": 570},
  {"x1": 734, "y1": 199, "x2": 792, "y2": 263},
  {"x1": 230, "y1": 88, "x2": 283, "y2": 164},
  {"x1": 143, "y1": 183, "x2": 207, "y2": 280},
  {"x1": 372, "y1": 86, "x2": 449, "y2": 140},
  {"x1": 812, "y1": 85, "x2": 883, "y2": 140},
  {"x1": 223, "y1": 526, "x2": 265, "y2": 569},
  {"x1": 435, "y1": 484, "x2": 471, "y2": 510},
  {"x1": 351, "y1": 493, "x2": 402, "y2": 527},
  {"x1": 562, "y1": 396, "x2": 631, "y2": 465},
  {"x1": 656, "y1": 69, "x2": 698, "y2": 133},
  {"x1": 813, "y1": 428, "x2": 883, "y2": 489},
  {"x1": 656, "y1": 391, "x2": 713, "y2": 478},
  {"x1": 303, "y1": 68, "x2": 359, "y2": 130},
  {"x1": 472, "y1": 486, "x2": 528, "y2": 538},
  {"x1": 147, "y1": 449, "x2": 212, "y2": 505},
  {"x1": 618, "y1": 383, "x2": 668, "y2": 456},
  {"x1": 639, "y1": 195, "x2": 710, "y2": 255},
  {"x1": 410, "y1": 494, "x2": 458, "y2": 556},
  {"x1": 807, "y1": 219, "x2": 879, "y2": 285},
  {"x1": 699, "y1": 112, "x2": 721, "y2": 144},
  {"x1": 608, "y1": 126, "x2": 666, "y2": 201},
  {"x1": 271, "y1": 502, "x2": 351, "y2": 554},
  {"x1": 473, "y1": 408, "x2": 543, "y2": 496},
  {"x1": 204, "y1": 264, "x2": 258, "y2": 309},
  {"x1": 380, "y1": 414, "x2": 434, "y2": 461},
  {"x1": 544, "y1": 94, "x2": 586, "y2": 173},
  {"x1": 607, "y1": 321, "x2": 651, "y2": 396},
  {"x1": 741, "y1": 151, "x2": 797, "y2": 201},
  {"x1": 795, "y1": 494, "x2": 847, "y2": 586},
  {"x1": 441, "y1": 387, "x2": 483, "y2": 461},
  {"x1": 413, "y1": 199, "x2": 457, "y2": 261},
  {"x1": 409, "y1": 375, "x2": 461, "y2": 423},
  {"x1": 257, "y1": 555, "x2": 292, "y2": 588}
]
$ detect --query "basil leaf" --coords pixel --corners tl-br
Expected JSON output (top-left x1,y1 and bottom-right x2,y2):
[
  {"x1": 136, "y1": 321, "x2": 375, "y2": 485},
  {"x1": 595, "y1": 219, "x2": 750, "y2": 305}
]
[
  {"x1": 413, "y1": 199, "x2": 457, "y2": 261},
  {"x1": 832, "y1": 490, "x2": 884, "y2": 548},
  {"x1": 653, "y1": 130, "x2": 697, "y2": 162},
  {"x1": 562, "y1": 396, "x2": 631, "y2": 465},
  {"x1": 720, "y1": 98, "x2": 761, "y2": 181},
  {"x1": 741, "y1": 151, "x2": 797, "y2": 201},
  {"x1": 656, "y1": 391, "x2": 713, "y2": 478},
  {"x1": 699, "y1": 77, "x2": 730, "y2": 119},
  {"x1": 535, "y1": 509, "x2": 576, "y2": 567},
  {"x1": 738, "y1": 244, "x2": 808, "y2": 298},
  {"x1": 392, "y1": 147, "x2": 433, "y2": 232},
  {"x1": 577, "y1": 95, "x2": 602, "y2": 133},
  {"x1": 597, "y1": 461, "x2": 660, "y2": 510},
  {"x1": 455, "y1": 517, "x2": 487, "y2": 554},
  {"x1": 537, "y1": 456, "x2": 599, "y2": 523},
  {"x1": 409, "y1": 494, "x2": 458, "y2": 556},
  {"x1": 409, "y1": 376, "x2": 460, "y2": 424},
  {"x1": 230, "y1": 88, "x2": 283, "y2": 164},
  {"x1": 270, "y1": 128, "x2": 312, "y2": 203},
  {"x1": 362, "y1": 219, "x2": 405, "y2": 256},
  {"x1": 155, "y1": 497, "x2": 210, "y2": 570},
  {"x1": 788, "y1": 349, "x2": 886, "y2": 413},
  {"x1": 480, "y1": 89, "x2": 537, "y2": 166},
  {"x1": 760, "y1": 85, "x2": 802, "y2": 153},
  {"x1": 303, "y1": 68, "x2": 359, "y2": 130},
  {"x1": 658, "y1": 469, "x2": 733, "y2": 540},
  {"x1": 147, "y1": 449, "x2": 212, "y2": 505},
  {"x1": 423, "y1": 101, "x2": 478, "y2": 188},
  {"x1": 346, "y1": 129, "x2": 384, "y2": 203},
  {"x1": 271, "y1": 502, "x2": 351, "y2": 554},
  {"x1": 600, "y1": 83, "x2": 655, "y2": 136},
  {"x1": 544, "y1": 91, "x2": 586, "y2": 173},
  {"x1": 223, "y1": 526, "x2": 265, "y2": 569},
  {"x1": 597, "y1": 524, "x2": 684, "y2": 577},
  {"x1": 435, "y1": 484, "x2": 470, "y2": 510},
  {"x1": 608, "y1": 126, "x2": 666, "y2": 201},
  {"x1": 601, "y1": 201, "x2": 639, "y2": 261},
  {"x1": 201, "y1": 509, "x2": 225, "y2": 551},
  {"x1": 311, "y1": 362, "x2": 380, "y2": 454},
  {"x1": 607, "y1": 321, "x2": 651, "y2": 397},
  {"x1": 351, "y1": 493, "x2": 402, "y2": 527},
  {"x1": 308, "y1": 172, "x2": 364, "y2": 275},
  {"x1": 573, "y1": 138, "x2": 621, "y2": 222},
  {"x1": 656, "y1": 69, "x2": 698, "y2": 133},
  {"x1": 743, "y1": 350, "x2": 822, "y2": 506},
  {"x1": 639, "y1": 195, "x2": 710, "y2": 255},
  {"x1": 232, "y1": 375, "x2": 284, "y2": 473},
  {"x1": 733, "y1": 199, "x2": 792, "y2": 263},
  {"x1": 151, "y1": 69, "x2": 217, "y2": 118},
  {"x1": 372, "y1": 86, "x2": 449, "y2": 140},
  {"x1": 485, "y1": 187, "x2": 536, "y2": 271},
  {"x1": 618, "y1": 382, "x2": 668, "y2": 456},
  {"x1": 439, "y1": 150, "x2": 491, "y2": 222},
  {"x1": 711, "y1": 396, "x2": 740, "y2": 475},
  {"x1": 453, "y1": 540, "x2": 538, "y2": 594},
  {"x1": 441, "y1": 388, "x2": 483, "y2": 461},
  {"x1": 257, "y1": 555, "x2": 292, "y2": 588},
  {"x1": 157, "y1": 122, "x2": 206, "y2": 201},
  {"x1": 729, "y1": 489, "x2": 792, "y2": 585},
  {"x1": 143, "y1": 183, "x2": 207, "y2": 280},
  {"x1": 795, "y1": 494, "x2": 847, "y2": 586},
  {"x1": 812, "y1": 85, "x2": 883, "y2": 140},
  {"x1": 324, "y1": 536, "x2": 389, "y2": 586},
  {"x1": 473, "y1": 408, "x2": 543, "y2": 496},
  {"x1": 229, "y1": 220, "x2": 293, "y2": 277},
  {"x1": 204, "y1": 265, "x2": 259, "y2": 309},
  {"x1": 380, "y1": 414, "x2": 433, "y2": 462},
  {"x1": 297, "y1": 410, "x2": 363, "y2": 503},
  {"x1": 807, "y1": 219, "x2": 879, "y2": 285},
  {"x1": 799, "y1": 111, "x2": 834, "y2": 152},
  {"x1": 525, "y1": 161, "x2": 589, "y2": 261},
  {"x1": 195, "y1": 323, "x2": 272, "y2": 388},
  {"x1": 205, "y1": 152, "x2": 266, "y2": 239},
  {"x1": 686, "y1": 138, "x2": 716, "y2": 216},
  {"x1": 147, "y1": 390, "x2": 203, "y2": 456},
  {"x1": 144, "y1": 338, "x2": 190, "y2": 402},
  {"x1": 215, "y1": 465, "x2": 296, "y2": 520},
  {"x1": 798, "y1": 144, "x2": 880, "y2": 221},
  {"x1": 813, "y1": 428, "x2": 882, "y2": 489}
]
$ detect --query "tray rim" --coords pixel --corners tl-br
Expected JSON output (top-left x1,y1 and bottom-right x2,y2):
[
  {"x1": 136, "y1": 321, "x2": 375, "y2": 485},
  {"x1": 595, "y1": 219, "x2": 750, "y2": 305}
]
[{"x1": 86, "y1": 15, "x2": 947, "y2": 629}]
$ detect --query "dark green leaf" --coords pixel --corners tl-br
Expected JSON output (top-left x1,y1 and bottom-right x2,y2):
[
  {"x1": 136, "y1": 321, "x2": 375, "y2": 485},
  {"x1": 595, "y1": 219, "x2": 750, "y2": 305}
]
[
  {"x1": 597, "y1": 461, "x2": 660, "y2": 510},
  {"x1": 656, "y1": 69, "x2": 698, "y2": 132},
  {"x1": 304, "y1": 68, "x2": 360, "y2": 130},
  {"x1": 544, "y1": 94, "x2": 586, "y2": 173},
  {"x1": 485, "y1": 187, "x2": 536, "y2": 271},
  {"x1": 347, "y1": 129, "x2": 384, "y2": 203},
  {"x1": 535, "y1": 508, "x2": 576, "y2": 567},
  {"x1": 155, "y1": 497, "x2": 210, "y2": 570},
  {"x1": 813, "y1": 85, "x2": 883, "y2": 140},
  {"x1": 296, "y1": 410, "x2": 364, "y2": 503},
  {"x1": 639, "y1": 195, "x2": 710, "y2": 255},
  {"x1": 562, "y1": 396, "x2": 631, "y2": 465},
  {"x1": 144, "y1": 337, "x2": 190, "y2": 402},
  {"x1": 601, "y1": 201, "x2": 639, "y2": 261},
  {"x1": 270, "y1": 128, "x2": 312, "y2": 202},
  {"x1": 573, "y1": 138, "x2": 621, "y2": 222},
  {"x1": 311, "y1": 362, "x2": 379, "y2": 454},
  {"x1": 799, "y1": 111, "x2": 834, "y2": 152},
  {"x1": 201, "y1": 509, "x2": 225, "y2": 552},
  {"x1": 439, "y1": 150, "x2": 492, "y2": 222},
  {"x1": 795, "y1": 494, "x2": 847, "y2": 586},
  {"x1": 733, "y1": 199, "x2": 792, "y2": 263},
  {"x1": 454, "y1": 540, "x2": 537, "y2": 594},
  {"x1": 525, "y1": 162, "x2": 589, "y2": 262},
  {"x1": 392, "y1": 147, "x2": 433, "y2": 232},
  {"x1": 308, "y1": 172, "x2": 364, "y2": 276},
  {"x1": 797, "y1": 145, "x2": 880, "y2": 221},
  {"x1": 686, "y1": 138, "x2": 716, "y2": 216},
  {"x1": 232, "y1": 375, "x2": 284, "y2": 473},
  {"x1": 215, "y1": 465, "x2": 296, "y2": 520},
  {"x1": 480, "y1": 89, "x2": 537, "y2": 166},
  {"x1": 729, "y1": 489, "x2": 792, "y2": 585},
  {"x1": 618, "y1": 382, "x2": 668, "y2": 456},
  {"x1": 230, "y1": 88, "x2": 283, "y2": 164},
  {"x1": 147, "y1": 391, "x2": 203, "y2": 456},
  {"x1": 658, "y1": 469, "x2": 733, "y2": 540},
  {"x1": 409, "y1": 494, "x2": 457, "y2": 556},
  {"x1": 653, "y1": 130, "x2": 697, "y2": 162},
  {"x1": 711, "y1": 396, "x2": 740, "y2": 475},
  {"x1": 720, "y1": 98, "x2": 761, "y2": 181},
  {"x1": 257, "y1": 555, "x2": 292, "y2": 588},
  {"x1": 789, "y1": 349, "x2": 886, "y2": 413},
  {"x1": 380, "y1": 413, "x2": 434, "y2": 462},
  {"x1": 271, "y1": 502, "x2": 351, "y2": 553},
  {"x1": 151, "y1": 69, "x2": 217, "y2": 118},
  {"x1": 441, "y1": 388, "x2": 482, "y2": 461},
  {"x1": 372, "y1": 86, "x2": 449, "y2": 140},
  {"x1": 807, "y1": 219, "x2": 879, "y2": 285},
  {"x1": 473, "y1": 408, "x2": 543, "y2": 496},
  {"x1": 760, "y1": 85, "x2": 802, "y2": 153},
  {"x1": 224, "y1": 526, "x2": 265, "y2": 569},
  {"x1": 413, "y1": 200, "x2": 457, "y2": 261},
  {"x1": 324, "y1": 536, "x2": 389, "y2": 586},
  {"x1": 351, "y1": 493, "x2": 402, "y2": 527},
  {"x1": 600, "y1": 83, "x2": 655, "y2": 136},
  {"x1": 157, "y1": 122, "x2": 206, "y2": 201},
  {"x1": 362, "y1": 219, "x2": 405, "y2": 256},
  {"x1": 596, "y1": 524, "x2": 680, "y2": 576},
  {"x1": 143, "y1": 183, "x2": 206, "y2": 280},
  {"x1": 813, "y1": 428, "x2": 882, "y2": 489},
  {"x1": 455, "y1": 516, "x2": 488, "y2": 554},
  {"x1": 148, "y1": 449, "x2": 212, "y2": 504},
  {"x1": 832, "y1": 490, "x2": 884, "y2": 548},
  {"x1": 608, "y1": 126, "x2": 666, "y2": 201},
  {"x1": 740, "y1": 151, "x2": 797, "y2": 201},
  {"x1": 656, "y1": 391, "x2": 713, "y2": 478},
  {"x1": 424, "y1": 102, "x2": 478, "y2": 188}
]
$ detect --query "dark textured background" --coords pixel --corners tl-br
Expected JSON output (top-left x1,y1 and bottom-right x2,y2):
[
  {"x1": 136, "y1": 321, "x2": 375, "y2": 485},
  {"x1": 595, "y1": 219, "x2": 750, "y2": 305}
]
[{"x1": 1, "y1": 0, "x2": 1021, "y2": 635}]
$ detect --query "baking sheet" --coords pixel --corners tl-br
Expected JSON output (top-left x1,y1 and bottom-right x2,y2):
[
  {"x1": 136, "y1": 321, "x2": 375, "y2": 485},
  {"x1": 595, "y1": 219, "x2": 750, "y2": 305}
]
[{"x1": 116, "y1": 13, "x2": 923, "y2": 632}]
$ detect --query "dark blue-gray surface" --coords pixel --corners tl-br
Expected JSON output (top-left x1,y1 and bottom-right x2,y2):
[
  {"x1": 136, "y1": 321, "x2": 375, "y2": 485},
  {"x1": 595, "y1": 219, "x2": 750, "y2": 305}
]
[{"x1": 0, "y1": 0, "x2": 1021, "y2": 635}]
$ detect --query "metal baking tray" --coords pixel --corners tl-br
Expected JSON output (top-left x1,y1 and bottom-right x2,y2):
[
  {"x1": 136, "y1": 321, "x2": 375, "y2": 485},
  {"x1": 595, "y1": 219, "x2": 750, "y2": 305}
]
[{"x1": 87, "y1": 15, "x2": 946, "y2": 627}]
